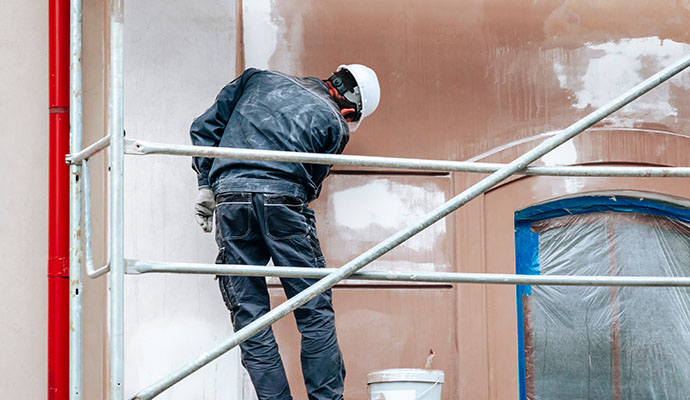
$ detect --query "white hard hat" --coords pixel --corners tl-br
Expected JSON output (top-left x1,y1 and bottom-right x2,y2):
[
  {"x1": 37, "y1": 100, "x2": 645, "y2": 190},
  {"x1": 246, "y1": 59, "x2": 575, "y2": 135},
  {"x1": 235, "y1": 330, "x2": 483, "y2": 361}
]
[{"x1": 337, "y1": 64, "x2": 381, "y2": 131}]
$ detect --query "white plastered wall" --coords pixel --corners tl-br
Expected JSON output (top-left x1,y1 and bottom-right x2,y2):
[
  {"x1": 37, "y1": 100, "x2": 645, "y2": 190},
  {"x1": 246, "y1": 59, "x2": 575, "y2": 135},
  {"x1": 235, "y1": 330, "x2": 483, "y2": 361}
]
[
  {"x1": 122, "y1": 1, "x2": 244, "y2": 399},
  {"x1": 121, "y1": 1, "x2": 304, "y2": 397},
  {"x1": 0, "y1": 2, "x2": 49, "y2": 398}
]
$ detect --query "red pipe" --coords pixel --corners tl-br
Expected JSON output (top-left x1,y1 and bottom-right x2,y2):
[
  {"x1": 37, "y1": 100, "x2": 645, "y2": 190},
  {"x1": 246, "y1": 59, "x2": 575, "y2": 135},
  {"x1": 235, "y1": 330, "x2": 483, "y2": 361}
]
[{"x1": 48, "y1": 0, "x2": 70, "y2": 398}]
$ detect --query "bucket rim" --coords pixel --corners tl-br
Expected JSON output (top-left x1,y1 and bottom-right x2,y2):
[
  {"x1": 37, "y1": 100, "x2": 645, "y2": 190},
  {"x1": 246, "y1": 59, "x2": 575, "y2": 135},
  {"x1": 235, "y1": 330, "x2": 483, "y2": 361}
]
[{"x1": 367, "y1": 368, "x2": 445, "y2": 384}]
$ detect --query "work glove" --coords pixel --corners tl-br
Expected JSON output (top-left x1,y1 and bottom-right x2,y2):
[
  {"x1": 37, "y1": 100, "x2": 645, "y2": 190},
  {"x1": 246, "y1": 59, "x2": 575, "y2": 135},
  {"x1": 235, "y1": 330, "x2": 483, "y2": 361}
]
[{"x1": 194, "y1": 187, "x2": 216, "y2": 233}]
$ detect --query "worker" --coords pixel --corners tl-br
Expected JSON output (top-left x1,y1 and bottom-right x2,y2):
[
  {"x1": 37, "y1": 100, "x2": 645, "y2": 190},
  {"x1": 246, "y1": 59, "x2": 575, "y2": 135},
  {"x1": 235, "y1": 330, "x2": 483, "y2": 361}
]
[{"x1": 190, "y1": 65, "x2": 381, "y2": 400}]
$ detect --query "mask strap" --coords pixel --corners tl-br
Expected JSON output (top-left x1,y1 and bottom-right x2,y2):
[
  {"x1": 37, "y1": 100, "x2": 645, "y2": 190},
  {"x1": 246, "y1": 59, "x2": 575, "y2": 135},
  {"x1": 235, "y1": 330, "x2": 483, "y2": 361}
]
[{"x1": 328, "y1": 75, "x2": 349, "y2": 95}]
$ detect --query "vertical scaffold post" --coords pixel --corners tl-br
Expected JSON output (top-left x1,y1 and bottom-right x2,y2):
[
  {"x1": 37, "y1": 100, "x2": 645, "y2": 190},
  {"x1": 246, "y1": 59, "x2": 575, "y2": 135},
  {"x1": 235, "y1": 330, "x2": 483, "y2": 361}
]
[
  {"x1": 109, "y1": 0, "x2": 125, "y2": 398},
  {"x1": 69, "y1": 0, "x2": 83, "y2": 397}
]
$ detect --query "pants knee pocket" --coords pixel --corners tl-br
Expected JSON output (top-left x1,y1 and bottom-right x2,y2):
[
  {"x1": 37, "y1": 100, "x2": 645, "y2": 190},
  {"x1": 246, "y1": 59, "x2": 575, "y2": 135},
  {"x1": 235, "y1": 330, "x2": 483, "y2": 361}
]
[
  {"x1": 218, "y1": 275, "x2": 240, "y2": 315},
  {"x1": 307, "y1": 225, "x2": 326, "y2": 268},
  {"x1": 216, "y1": 248, "x2": 240, "y2": 315}
]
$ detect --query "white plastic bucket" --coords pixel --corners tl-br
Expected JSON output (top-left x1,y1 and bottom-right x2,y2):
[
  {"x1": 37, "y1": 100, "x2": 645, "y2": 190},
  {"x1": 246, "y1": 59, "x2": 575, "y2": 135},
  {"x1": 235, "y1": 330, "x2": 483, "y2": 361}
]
[{"x1": 367, "y1": 369, "x2": 444, "y2": 400}]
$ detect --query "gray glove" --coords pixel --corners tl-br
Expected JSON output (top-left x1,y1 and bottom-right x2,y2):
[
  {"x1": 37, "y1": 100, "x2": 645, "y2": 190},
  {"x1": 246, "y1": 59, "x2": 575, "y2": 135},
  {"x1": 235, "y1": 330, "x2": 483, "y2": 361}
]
[{"x1": 194, "y1": 187, "x2": 216, "y2": 233}]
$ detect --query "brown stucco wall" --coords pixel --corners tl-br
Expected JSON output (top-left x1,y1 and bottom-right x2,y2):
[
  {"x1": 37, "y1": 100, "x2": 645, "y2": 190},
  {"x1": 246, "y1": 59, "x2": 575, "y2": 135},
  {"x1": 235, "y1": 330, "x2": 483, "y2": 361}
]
[{"x1": 265, "y1": 1, "x2": 690, "y2": 398}]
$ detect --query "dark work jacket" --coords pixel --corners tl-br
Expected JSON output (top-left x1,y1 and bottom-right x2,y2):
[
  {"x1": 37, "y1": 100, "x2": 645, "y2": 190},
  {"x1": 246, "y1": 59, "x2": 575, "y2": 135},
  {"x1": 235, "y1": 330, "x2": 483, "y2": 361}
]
[{"x1": 190, "y1": 68, "x2": 350, "y2": 202}]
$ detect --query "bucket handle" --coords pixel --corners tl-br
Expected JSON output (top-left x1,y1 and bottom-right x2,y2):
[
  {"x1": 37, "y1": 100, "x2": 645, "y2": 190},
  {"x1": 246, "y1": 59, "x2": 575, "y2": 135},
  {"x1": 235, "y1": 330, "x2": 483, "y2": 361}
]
[{"x1": 415, "y1": 378, "x2": 442, "y2": 399}]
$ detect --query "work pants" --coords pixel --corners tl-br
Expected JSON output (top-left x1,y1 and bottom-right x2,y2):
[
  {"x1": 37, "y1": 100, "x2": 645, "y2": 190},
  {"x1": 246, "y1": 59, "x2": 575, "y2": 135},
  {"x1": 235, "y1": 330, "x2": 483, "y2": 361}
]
[{"x1": 214, "y1": 192, "x2": 346, "y2": 400}]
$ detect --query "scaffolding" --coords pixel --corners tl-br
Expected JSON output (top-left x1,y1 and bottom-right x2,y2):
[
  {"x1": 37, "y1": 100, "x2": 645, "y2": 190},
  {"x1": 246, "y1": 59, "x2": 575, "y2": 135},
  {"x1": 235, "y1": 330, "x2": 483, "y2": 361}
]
[{"x1": 65, "y1": 1, "x2": 690, "y2": 399}]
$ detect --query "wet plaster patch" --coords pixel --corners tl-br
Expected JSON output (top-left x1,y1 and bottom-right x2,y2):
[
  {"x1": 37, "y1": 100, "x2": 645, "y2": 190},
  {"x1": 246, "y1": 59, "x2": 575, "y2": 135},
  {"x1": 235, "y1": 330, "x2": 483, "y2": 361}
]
[
  {"x1": 330, "y1": 179, "x2": 447, "y2": 253},
  {"x1": 552, "y1": 37, "x2": 690, "y2": 126}
]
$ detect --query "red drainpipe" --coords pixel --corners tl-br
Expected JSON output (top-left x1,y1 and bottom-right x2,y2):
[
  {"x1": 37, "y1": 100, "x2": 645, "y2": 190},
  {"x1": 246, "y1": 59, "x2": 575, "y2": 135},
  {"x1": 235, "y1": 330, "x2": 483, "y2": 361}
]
[{"x1": 48, "y1": 0, "x2": 70, "y2": 398}]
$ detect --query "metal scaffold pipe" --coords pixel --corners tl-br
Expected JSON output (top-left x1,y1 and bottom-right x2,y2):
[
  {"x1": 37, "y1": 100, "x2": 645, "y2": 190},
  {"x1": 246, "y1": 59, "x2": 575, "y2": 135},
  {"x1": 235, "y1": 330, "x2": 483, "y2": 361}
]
[
  {"x1": 131, "y1": 54, "x2": 690, "y2": 400},
  {"x1": 126, "y1": 138, "x2": 690, "y2": 177},
  {"x1": 83, "y1": 160, "x2": 110, "y2": 278},
  {"x1": 108, "y1": 0, "x2": 125, "y2": 398},
  {"x1": 68, "y1": 134, "x2": 111, "y2": 165},
  {"x1": 69, "y1": 0, "x2": 83, "y2": 397},
  {"x1": 126, "y1": 259, "x2": 690, "y2": 287}
]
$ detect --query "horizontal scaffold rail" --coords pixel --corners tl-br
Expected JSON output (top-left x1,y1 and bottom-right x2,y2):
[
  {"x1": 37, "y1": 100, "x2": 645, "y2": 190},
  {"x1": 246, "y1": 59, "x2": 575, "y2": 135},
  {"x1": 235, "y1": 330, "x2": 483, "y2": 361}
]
[
  {"x1": 125, "y1": 138, "x2": 690, "y2": 178},
  {"x1": 68, "y1": 134, "x2": 111, "y2": 164},
  {"x1": 126, "y1": 259, "x2": 690, "y2": 287}
]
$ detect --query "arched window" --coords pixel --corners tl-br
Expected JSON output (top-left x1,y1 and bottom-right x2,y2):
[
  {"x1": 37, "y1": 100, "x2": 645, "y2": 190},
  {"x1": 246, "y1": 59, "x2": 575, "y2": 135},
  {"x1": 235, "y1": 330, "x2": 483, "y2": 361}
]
[{"x1": 515, "y1": 195, "x2": 690, "y2": 400}]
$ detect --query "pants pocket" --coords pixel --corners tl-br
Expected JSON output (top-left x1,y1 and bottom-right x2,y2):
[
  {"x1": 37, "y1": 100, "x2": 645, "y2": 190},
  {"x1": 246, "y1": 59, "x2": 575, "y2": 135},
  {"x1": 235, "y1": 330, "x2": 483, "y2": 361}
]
[
  {"x1": 218, "y1": 275, "x2": 240, "y2": 319},
  {"x1": 307, "y1": 225, "x2": 326, "y2": 268},
  {"x1": 217, "y1": 249, "x2": 240, "y2": 319},
  {"x1": 264, "y1": 194, "x2": 308, "y2": 240},
  {"x1": 215, "y1": 246, "x2": 226, "y2": 264},
  {"x1": 215, "y1": 193, "x2": 252, "y2": 241}
]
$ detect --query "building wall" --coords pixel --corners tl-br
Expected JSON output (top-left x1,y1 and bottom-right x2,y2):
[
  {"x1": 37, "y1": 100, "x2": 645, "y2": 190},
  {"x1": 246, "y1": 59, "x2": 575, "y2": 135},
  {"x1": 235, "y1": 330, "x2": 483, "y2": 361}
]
[
  {"x1": 264, "y1": 1, "x2": 690, "y2": 398},
  {"x1": 121, "y1": 1, "x2": 244, "y2": 399},
  {"x1": 0, "y1": 1, "x2": 49, "y2": 398}
]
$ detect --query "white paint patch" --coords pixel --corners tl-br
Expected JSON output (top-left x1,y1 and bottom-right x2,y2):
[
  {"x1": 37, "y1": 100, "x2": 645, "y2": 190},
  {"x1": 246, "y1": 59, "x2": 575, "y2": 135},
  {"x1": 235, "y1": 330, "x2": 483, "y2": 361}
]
[
  {"x1": 330, "y1": 179, "x2": 446, "y2": 252},
  {"x1": 552, "y1": 37, "x2": 690, "y2": 126},
  {"x1": 243, "y1": 0, "x2": 278, "y2": 70},
  {"x1": 541, "y1": 139, "x2": 578, "y2": 165},
  {"x1": 563, "y1": 177, "x2": 586, "y2": 195}
]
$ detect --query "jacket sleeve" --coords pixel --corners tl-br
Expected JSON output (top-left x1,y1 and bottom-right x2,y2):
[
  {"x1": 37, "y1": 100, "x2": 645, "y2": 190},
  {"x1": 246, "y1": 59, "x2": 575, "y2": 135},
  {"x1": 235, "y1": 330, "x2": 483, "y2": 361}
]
[
  {"x1": 310, "y1": 122, "x2": 350, "y2": 200},
  {"x1": 190, "y1": 74, "x2": 246, "y2": 188}
]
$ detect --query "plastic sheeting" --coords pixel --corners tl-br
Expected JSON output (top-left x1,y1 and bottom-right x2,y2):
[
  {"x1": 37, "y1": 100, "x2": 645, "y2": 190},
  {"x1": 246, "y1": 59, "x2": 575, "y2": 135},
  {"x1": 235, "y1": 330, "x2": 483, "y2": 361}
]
[{"x1": 515, "y1": 197, "x2": 690, "y2": 400}]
